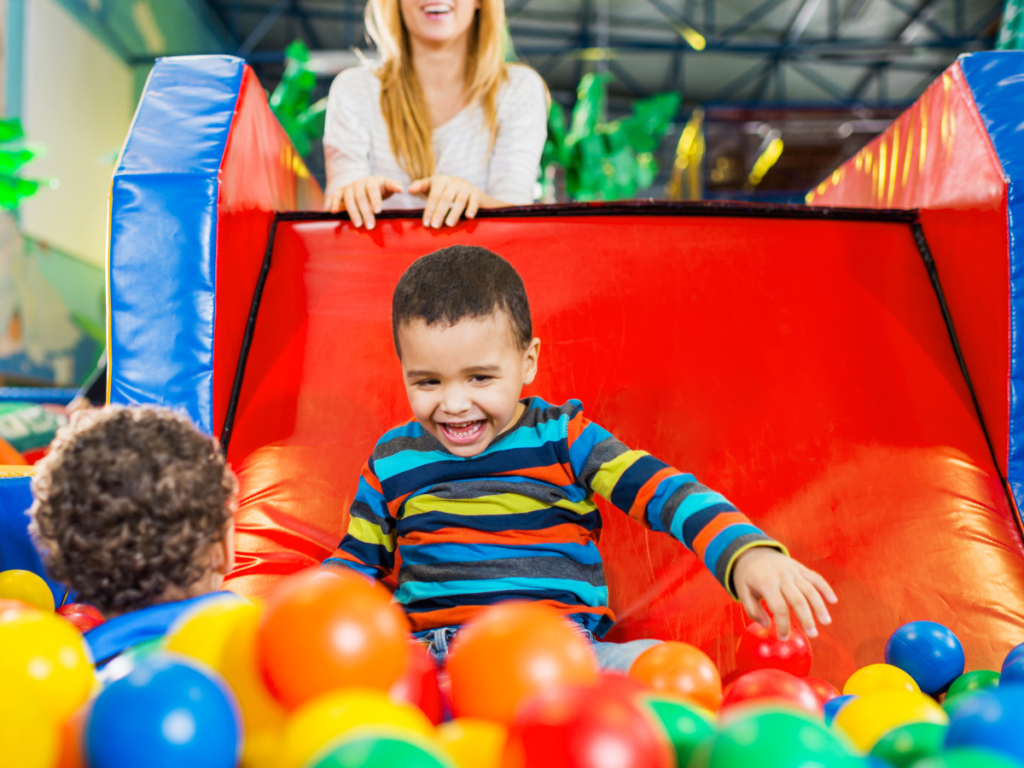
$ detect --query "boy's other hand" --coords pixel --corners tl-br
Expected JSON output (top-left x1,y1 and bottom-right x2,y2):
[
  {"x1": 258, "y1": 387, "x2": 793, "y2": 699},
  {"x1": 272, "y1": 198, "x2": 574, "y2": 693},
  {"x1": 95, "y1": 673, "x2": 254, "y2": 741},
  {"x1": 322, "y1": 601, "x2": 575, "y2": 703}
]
[{"x1": 732, "y1": 547, "x2": 837, "y2": 641}]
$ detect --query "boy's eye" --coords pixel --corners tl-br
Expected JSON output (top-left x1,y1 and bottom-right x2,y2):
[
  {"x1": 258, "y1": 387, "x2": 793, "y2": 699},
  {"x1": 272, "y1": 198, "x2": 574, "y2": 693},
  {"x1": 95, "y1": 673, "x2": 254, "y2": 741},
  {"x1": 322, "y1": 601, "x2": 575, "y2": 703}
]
[
  {"x1": 416, "y1": 379, "x2": 440, "y2": 388},
  {"x1": 470, "y1": 375, "x2": 492, "y2": 383}
]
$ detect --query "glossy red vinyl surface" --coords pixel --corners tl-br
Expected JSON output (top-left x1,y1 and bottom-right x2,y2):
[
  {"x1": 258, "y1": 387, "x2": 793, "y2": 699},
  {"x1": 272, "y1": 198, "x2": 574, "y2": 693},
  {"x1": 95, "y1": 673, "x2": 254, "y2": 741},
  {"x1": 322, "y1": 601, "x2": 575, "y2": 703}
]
[
  {"x1": 225, "y1": 212, "x2": 1024, "y2": 683},
  {"x1": 213, "y1": 66, "x2": 322, "y2": 438},
  {"x1": 810, "y1": 63, "x2": 1010, "y2": 480}
]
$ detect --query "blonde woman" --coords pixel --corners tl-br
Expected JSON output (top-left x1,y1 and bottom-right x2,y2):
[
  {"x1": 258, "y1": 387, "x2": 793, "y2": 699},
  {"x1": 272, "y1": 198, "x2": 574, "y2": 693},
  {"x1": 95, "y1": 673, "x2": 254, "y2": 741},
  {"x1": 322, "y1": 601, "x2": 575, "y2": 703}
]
[{"x1": 323, "y1": 0, "x2": 548, "y2": 230}]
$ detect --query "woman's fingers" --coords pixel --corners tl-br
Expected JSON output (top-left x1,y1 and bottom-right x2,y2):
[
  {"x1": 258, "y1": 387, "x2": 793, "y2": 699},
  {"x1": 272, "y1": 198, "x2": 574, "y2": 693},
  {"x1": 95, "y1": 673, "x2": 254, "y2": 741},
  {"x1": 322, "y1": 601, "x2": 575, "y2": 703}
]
[
  {"x1": 466, "y1": 190, "x2": 481, "y2": 220},
  {"x1": 408, "y1": 178, "x2": 430, "y2": 196},
  {"x1": 781, "y1": 577, "x2": 817, "y2": 638},
  {"x1": 353, "y1": 183, "x2": 376, "y2": 230},
  {"x1": 326, "y1": 189, "x2": 343, "y2": 213},
  {"x1": 343, "y1": 186, "x2": 362, "y2": 228},
  {"x1": 433, "y1": 183, "x2": 461, "y2": 228},
  {"x1": 367, "y1": 181, "x2": 384, "y2": 215},
  {"x1": 446, "y1": 188, "x2": 471, "y2": 227},
  {"x1": 382, "y1": 178, "x2": 403, "y2": 198}
]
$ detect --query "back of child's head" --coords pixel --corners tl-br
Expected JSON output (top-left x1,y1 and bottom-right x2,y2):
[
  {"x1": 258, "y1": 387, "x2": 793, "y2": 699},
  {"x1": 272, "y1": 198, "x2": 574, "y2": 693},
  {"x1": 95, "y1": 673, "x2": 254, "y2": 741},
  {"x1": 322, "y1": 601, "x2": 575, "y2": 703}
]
[
  {"x1": 29, "y1": 405, "x2": 236, "y2": 615},
  {"x1": 392, "y1": 245, "x2": 533, "y2": 353}
]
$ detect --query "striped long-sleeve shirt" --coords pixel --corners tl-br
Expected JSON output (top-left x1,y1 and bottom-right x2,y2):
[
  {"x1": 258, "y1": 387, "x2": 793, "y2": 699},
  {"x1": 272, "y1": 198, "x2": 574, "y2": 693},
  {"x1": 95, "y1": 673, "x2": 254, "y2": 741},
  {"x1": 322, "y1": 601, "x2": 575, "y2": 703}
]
[{"x1": 324, "y1": 398, "x2": 784, "y2": 637}]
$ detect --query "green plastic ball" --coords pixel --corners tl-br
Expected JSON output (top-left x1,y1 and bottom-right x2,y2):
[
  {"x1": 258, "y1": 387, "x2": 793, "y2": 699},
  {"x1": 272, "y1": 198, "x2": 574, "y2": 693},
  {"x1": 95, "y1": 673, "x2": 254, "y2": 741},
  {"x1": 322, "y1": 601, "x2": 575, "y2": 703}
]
[
  {"x1": 869, "y1": 722, "x2": 946, "y2": 767},
  {"x1": 946, "y1": 671, "x2": 1000, "y2": 701},
  {"x1": 644, "y1": 695, "x2": 715, "y2": 768},
  {"x1": 943, "y1": 690, "x2": 984, "y2": 720},
  {"x1": 305, "y1": 735, "x2": 456, "y2": 768},
  {"x1": 911, "y1": 748, "x2": 1023, "y2": 768},
  {"x1": 692, "y1": 706, "x2": 861, "y2": 768}
]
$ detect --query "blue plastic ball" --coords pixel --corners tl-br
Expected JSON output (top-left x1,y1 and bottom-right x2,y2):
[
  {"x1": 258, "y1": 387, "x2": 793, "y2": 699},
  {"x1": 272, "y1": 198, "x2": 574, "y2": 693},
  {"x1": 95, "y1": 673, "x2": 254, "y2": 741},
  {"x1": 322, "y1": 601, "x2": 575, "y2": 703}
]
[
  {"x1": 1002, "y1": 642, "x2": 1024, "y2": 672},
  {"x1": 86, "y1": 653, "x2": 241, "y2": 768},
  {"x1": 945, "y1": 687, "x2": 1024, "y2": 762},
  {"x1": 884, "y1": 621, "x2": 965, "y2": 695},
  {"x1": 1001, "y1": 654, "x2": 1024, "y2": 686},
  {"x1": 823, "y1": 693, "x2": 857, "y2": 726}
]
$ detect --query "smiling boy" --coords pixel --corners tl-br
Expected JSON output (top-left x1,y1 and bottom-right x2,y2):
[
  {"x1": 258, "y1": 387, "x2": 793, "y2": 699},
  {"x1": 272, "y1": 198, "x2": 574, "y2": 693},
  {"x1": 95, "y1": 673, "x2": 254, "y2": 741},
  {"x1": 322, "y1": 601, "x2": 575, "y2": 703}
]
[{"x1": 324, "y1": 245, "x2": 836, "y2": 667}]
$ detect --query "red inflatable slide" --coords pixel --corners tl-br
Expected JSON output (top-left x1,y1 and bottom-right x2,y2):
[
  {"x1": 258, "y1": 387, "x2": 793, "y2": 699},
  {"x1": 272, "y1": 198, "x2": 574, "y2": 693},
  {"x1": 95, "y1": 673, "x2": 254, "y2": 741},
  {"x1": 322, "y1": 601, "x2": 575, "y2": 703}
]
[{"x1": 107, "y1": 55, "x2": 1024, "y2": 685}]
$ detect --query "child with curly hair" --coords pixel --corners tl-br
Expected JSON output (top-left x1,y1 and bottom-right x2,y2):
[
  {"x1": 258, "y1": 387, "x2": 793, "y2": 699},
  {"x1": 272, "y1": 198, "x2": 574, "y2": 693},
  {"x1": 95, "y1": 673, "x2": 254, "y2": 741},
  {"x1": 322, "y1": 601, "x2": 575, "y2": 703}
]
[{"x1": 29, "y1": 405, "x2": 240, "y2": 666}]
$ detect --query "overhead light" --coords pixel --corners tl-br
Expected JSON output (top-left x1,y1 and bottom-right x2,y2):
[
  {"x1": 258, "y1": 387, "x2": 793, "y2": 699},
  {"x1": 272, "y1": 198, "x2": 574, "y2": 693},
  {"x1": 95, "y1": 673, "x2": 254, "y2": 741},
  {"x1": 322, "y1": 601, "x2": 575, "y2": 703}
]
[{"x1": 673, "y1": 22, "x2": 706, "y2": 51}]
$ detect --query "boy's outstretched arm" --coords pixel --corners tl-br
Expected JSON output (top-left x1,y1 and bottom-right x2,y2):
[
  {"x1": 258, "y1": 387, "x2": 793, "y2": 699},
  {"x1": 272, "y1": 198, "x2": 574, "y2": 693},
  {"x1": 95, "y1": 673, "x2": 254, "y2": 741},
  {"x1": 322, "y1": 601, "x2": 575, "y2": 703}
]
[
  {"x1": 322, "y1": 458, "x2": 397, "y2": 579},
  {"x1": 732, "y1": 546, "x2": 837, "y2": 641}
]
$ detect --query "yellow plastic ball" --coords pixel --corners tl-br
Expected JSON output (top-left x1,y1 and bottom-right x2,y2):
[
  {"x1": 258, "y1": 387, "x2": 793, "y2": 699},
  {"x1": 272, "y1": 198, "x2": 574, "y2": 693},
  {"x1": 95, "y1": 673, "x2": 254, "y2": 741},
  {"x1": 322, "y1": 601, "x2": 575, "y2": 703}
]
[
  {"x1": 0, "y1": 678, "x2": 58, "y2": 768},
  {"x1": 0, "y1": 608, "x2": 96, "y2": 721},
  {"x1": 437, "y1": 718, "x2": 508, "y2": 768},
  {"x1": 0, "y1": 569, "x2": 55, "y2": 611},
  {"x1": 832, "y1": 689, "x2": 947, "y2": 752},
  {"x1": 278, "y1": 687, "x2": 434, "y2": 768},
  {"x1": 843, "y1": 664, "x2": 920, "y2": 696},
  {"x1": 166, "y1": 595, "x2": 256, "y2": 670}
]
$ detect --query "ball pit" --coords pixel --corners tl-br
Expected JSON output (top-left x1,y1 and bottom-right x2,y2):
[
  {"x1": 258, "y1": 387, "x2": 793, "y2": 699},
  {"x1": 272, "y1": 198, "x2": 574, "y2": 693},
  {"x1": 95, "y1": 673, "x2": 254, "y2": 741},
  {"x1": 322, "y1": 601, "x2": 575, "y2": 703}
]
[
  {"x1": 3, "y1": 563, "x2": 1024, "y2": 768},
  {"x1": 56, "y1": 603, "x2": 105, "y2": 634},
  {"x1": 885, "y1": 622, "x2": 965, "y2": 696},
  {"x1": 0, "y1": 568, "x2": 56, "y2": 610},
  {"x1": 734, "y1": 619, "x2": 812, "y2": 678}
]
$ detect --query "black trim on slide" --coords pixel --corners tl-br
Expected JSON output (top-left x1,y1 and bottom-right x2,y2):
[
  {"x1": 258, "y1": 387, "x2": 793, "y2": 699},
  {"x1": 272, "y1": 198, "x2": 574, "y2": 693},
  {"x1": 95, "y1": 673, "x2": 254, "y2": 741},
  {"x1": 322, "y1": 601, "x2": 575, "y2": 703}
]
[{"x1": 220, "y1": 201, "x2": 1011, "y2": 536}]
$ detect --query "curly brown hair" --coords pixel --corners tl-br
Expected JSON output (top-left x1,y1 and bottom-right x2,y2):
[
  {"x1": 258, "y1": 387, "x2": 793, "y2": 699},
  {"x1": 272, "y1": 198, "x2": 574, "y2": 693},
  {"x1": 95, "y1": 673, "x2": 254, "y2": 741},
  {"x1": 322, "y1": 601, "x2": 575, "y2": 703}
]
[{"x1": 29, "y1": 406, "x2": 237, "y2": 614}]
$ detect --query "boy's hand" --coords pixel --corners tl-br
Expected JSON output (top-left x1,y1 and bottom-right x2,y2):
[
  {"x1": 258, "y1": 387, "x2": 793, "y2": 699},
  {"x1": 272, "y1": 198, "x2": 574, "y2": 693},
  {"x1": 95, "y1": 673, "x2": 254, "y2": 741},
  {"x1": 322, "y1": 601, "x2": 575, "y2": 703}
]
[{"x1": 732, "y1": 547, "x2": 837, "y2": 641}]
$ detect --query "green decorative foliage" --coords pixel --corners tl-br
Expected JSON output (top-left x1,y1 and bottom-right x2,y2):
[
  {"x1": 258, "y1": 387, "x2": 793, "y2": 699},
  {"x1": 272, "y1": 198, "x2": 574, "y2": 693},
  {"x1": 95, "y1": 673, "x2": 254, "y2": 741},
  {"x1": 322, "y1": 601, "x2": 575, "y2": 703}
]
[
  {"x1": 270, "y1": 40, "x2": 328, "y2": 157},
  {"x1": 541, "y1": 73, "x2": 680, "y2": 201},
  {"x1": 998, "y1": 0, "x2": 1024, "y2": 50},
  {"x1": 0, "y1": 118, "x2": 48, "y2": 210}
]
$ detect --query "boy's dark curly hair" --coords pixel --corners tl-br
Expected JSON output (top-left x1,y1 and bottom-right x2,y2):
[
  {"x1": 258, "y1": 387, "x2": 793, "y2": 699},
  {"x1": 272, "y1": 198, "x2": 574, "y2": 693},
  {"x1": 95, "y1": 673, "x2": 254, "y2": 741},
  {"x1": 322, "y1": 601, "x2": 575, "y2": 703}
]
[{"x1": 29, "y1": 406, "x2": 236, "y2": 614}]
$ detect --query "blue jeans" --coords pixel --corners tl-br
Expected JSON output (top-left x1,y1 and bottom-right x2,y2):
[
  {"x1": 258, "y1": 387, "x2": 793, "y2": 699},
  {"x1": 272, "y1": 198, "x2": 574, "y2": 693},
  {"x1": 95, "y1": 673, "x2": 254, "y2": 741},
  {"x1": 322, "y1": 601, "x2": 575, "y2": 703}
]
[{"x1": 423, "y1": 626, "x2": 662, "y2": 674}]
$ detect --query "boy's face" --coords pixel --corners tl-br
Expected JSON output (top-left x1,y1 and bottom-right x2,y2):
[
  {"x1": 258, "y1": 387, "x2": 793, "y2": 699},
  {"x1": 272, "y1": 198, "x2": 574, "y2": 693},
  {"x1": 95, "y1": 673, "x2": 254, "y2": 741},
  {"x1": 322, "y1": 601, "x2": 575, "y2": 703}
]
[{"x1": 397, "y1": 311, "x2": 540, "y2": 457}]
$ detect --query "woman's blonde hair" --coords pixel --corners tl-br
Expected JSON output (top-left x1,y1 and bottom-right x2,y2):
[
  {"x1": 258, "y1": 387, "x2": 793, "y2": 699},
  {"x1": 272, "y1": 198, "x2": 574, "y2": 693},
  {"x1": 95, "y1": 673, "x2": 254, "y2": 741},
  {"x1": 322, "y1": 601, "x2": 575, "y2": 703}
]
[{"x1": 365, "y1": 0, "x2": 508, "y2": 181}]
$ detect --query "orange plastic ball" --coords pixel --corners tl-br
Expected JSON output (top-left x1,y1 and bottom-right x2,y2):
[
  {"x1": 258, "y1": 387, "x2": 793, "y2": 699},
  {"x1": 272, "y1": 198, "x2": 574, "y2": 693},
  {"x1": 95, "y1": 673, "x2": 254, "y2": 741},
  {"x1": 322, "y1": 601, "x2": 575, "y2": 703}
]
[
  {"x1": 628, "y1": 641, "x2": 723, "y2": 711},
  {"x1": 447, "y1": 602, "x2": 599, "y2": 725},
  {"x1": 257, "y1": 570, "x2": 411, "y2": 710}
]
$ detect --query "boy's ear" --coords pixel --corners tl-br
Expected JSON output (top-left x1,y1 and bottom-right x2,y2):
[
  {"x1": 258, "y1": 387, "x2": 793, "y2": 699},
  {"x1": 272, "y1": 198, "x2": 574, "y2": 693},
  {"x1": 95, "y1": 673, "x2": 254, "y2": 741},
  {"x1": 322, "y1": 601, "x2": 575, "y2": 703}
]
[
  {"x1": 522, "y1": 337, "x2": 541, "y2": 385},
  {"x1": 212, "y1": 515, "x2": 236, "y2": 577}
]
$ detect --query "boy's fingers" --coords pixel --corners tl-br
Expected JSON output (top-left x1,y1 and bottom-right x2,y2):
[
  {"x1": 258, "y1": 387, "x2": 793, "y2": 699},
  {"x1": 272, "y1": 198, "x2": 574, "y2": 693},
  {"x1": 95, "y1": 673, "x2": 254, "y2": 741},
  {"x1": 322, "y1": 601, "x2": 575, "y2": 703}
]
[
  {"x1": 446, "y1": 189, "x2": 470, "y2": 226},
  {"x1": 781, "y1": 577, "x2": 817, "y2": 638},
  {"x1": 798, "y1": 575, "x2": 832, "y2": 625},
  {"x1": 763, "y1": 587, "x2": 791, "y2": 640},
  {"x1": 802, "y1": 566, "x2": 838, "y2": 604},
  {"x1": 466, "y1": 191, "x2": 481, "y2": 219},
  {"x1": 738, "y1": 582, "x2": 768, "y2": 628},
  {"x1": 343, "y1": 187, "x2": 362, "y2": 228},
  {"x1": 354, "y1": 185, "x2": 375, "y2": 230}
]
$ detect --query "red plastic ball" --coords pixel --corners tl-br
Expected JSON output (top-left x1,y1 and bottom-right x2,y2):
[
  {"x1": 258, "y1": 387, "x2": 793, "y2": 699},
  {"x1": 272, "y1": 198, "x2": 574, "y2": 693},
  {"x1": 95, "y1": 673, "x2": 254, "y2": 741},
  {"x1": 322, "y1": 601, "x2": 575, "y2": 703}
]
[
  {"x1": 390, "y1": 641, "x2": 444, "y2": 725},
  {"x1": 735, "y1": 619, "x2": 812, "y2": 678},
  {"x1": 720, "y1": 668, "x2": 822, "y2": 716},
  {"x1": 805, "y1": 675, "x2": 840, "y2": 705},
  {"x1": 502, "y1": 684, "x2": 674, "y2": 768},
  {"x1": 257, "y1": 570, "x2": 411, "y2": 709},
  {"x1": 56, "y1": 604, "x2": 104, "y2": 634}
]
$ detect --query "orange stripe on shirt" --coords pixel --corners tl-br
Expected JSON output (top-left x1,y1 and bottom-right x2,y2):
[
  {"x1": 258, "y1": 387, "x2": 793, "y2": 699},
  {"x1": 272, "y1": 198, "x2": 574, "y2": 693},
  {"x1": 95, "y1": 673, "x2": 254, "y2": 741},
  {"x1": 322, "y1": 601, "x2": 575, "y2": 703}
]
[
  {"x1": 566, "y1": 412, "x2": 588, "y2": 448},
  {"x1": 495, "y1": 462, "x2": 575, "y2": 487},
  {"x1": 627, "y1": 466, "x2": 681, "y2": 524},
  {"x1": 692, "y1": 511, "x2": 752, "y2": 561}
]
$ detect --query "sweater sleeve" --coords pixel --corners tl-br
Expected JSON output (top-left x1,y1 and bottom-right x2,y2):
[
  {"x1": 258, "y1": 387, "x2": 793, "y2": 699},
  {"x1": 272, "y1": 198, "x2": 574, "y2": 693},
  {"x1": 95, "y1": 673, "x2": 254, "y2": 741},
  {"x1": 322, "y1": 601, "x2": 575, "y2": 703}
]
[
  {"x1": 322, "y1": 458, "x2": 396, "y2": 579},
  {"x1": 565, "y1": 407, "x2": 786, "y2": 598},
  {"x1": 486, "y1": 66, "x2": 548, "y2": 204},
  {"x1": 323, "y1": 67, "x2": 376, "y2": 200}
]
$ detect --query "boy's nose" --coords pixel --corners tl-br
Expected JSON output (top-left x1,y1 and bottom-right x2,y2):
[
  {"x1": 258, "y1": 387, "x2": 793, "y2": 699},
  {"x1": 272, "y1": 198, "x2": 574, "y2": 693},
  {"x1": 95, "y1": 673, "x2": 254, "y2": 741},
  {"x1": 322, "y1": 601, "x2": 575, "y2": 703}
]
[{"x1": 439, "y1": 385, "x2": 471, "y2": 415}]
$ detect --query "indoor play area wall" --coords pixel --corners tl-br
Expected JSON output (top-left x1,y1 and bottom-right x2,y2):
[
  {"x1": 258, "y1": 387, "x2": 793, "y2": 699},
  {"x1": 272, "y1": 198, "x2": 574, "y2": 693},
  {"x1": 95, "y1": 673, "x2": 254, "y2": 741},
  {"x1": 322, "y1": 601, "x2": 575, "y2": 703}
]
[{"x1": 101, "y1": 54, "x2": 1024, "y2": 683}]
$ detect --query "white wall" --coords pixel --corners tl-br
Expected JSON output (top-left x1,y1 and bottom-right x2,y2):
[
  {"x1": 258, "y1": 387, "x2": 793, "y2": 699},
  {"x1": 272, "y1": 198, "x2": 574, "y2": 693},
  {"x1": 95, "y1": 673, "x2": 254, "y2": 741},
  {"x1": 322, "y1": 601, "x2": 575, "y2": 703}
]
[{"x1": 19, "y1": 0, "x2": 134, "y2": 267}]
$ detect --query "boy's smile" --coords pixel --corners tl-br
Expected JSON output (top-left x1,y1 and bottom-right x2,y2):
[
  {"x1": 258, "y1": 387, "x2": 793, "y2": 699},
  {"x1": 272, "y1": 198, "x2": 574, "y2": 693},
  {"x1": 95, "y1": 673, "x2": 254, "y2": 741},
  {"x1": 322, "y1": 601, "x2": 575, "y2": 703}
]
[{"x1": 397, "y1": 312, "x2": 541, "y2": 457}]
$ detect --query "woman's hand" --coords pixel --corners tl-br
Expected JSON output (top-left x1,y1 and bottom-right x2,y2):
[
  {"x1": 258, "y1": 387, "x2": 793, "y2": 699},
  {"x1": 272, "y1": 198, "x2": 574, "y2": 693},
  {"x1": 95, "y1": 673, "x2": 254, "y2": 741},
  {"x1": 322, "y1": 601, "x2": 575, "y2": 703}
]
[
  {"x1": 732, "y1": 547, "x2": 837, "y2": 641},
  {"x1": 409, "y1": 175, "x2": 496, "y2": 228},
  {"x1": 325, "y1": 176, "x2": 403, "y2": 230}
]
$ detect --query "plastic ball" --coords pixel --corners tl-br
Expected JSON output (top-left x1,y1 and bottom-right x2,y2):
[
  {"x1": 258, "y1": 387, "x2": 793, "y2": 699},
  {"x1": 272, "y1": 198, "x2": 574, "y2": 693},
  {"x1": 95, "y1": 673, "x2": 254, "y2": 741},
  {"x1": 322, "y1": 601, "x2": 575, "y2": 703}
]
[
  {"x1": 868, "y1": 721, "x2": 947, "y2": 768},
  {"x1": 0, "y1": 569, "x2": 55, "y2": 611},
  {"x1": 843, "y1": 664, "x2": 920, "y2": 696},
  {"x1": 720, "y1": 668, "x2": 822, "y2": 716},
  {"x1": 56, "y1": 705, "x2": 89, "y2": 768},
  {"x1": 1002, "y1": 643, "x2": 1024, "y2": 671},
  {"x1": 999, "y1": 655, "x2": 1024, "y2": 686},
  {"x1": 278, "y1": 687, "x2": 433, "y2": 768},
  {"x1": 628, "y1": 641, "x2": 723, "y2": 710},
  {"x1": 915, "y1": 748, "x2": 1024, "y2": 768},
  {"x1": 692, "y1": 707, "x2": 861, "y2": 768},
  {"x1": 165, "y1": 595, "x2": 253, "y2": 668},
  {"x1": 734, "y1": 619, "x2": 812, "y2": 678},
  {"x1": 824, "y1": 694, "x2": 857, "y2": 726},
  {"x1": 0, "y1": 677, "x2": 58, "y2": 768},
  {"x1": 944, "y1": 687, "x2": 1024, "y2": 763},
  {"x1": 832, "y1": 689, "x2": 947, "y2": 752},
  {"x1": 947, "y1": 670, "x2": 1000, "y2": 700},
  {"x1": 0, "y1": 606, "x2": 95, "y2": 720},
  {"x1": 437, "y1": 718, "x2": 508, "y2": 768},
  {"x1": 644, "y1": 695, "x2": 715, "y2": 768},
  {"x1": 885, "y1": 622, "x2": 965, "y2": 695},
  {"x1": 85, "y1": 654, "x2": 241, "y2": 768},
  {"x1": 807, "y1": 676, "x2": 841, "y2": 704},
  {"x1": 257, "y1": 570, "x2": 411, "y2": 709},
  {"x1": 56, "y1": 603, "x2": 105, "y2": 633},
  {"x1": 390, "y1": 641, "x2": 445, "y2": 725},
  {"x1": 306, "y1": 733, "x2": 457, "y2": 768},
  {"x1": 447, "y1": 602, "x2": 599, "y2": 725},
  {"x1": 502, "y1": 683, "x2": 674, "y2": 768}
]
